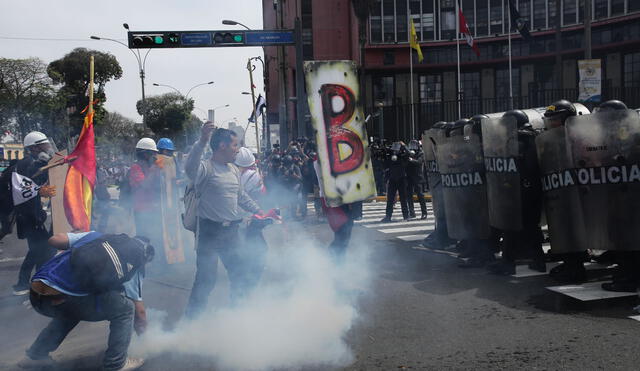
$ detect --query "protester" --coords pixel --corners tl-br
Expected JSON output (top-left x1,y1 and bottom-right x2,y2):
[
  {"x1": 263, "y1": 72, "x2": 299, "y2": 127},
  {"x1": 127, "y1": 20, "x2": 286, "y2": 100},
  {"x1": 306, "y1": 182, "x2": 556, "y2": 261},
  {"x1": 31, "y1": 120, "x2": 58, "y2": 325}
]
[
  {"x1": 12, "y1": 131, "x2": 57, "y2": 296},
  {"x1": 18, "y1": 231, "x2": 153, "y2": 371},
  {"x1": 184, "y1": 123, "x2": 263, "y2": 318}
]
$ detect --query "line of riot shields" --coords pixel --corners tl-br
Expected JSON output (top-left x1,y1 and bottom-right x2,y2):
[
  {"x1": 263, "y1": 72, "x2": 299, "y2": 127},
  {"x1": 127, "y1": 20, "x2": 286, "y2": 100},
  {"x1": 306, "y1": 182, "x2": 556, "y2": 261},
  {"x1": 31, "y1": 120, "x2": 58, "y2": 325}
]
[{"x1": 421, "y1": 99, "x2": 640, "y2": 291}]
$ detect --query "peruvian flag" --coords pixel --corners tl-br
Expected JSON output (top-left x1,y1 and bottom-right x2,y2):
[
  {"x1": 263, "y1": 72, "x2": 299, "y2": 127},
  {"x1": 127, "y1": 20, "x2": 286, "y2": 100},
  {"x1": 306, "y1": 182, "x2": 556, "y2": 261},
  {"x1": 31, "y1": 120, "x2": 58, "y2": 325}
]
[{"x1": 458, "y1": 2, "x2": 480, "y2": 57}]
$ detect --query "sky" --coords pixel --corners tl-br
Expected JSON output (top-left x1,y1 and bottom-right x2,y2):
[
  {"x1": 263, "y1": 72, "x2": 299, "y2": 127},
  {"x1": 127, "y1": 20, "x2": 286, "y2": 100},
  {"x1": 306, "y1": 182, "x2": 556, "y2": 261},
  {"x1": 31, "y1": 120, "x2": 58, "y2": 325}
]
[{"x1": 0, "y1": 0, "x2": 265, "y2": 132}]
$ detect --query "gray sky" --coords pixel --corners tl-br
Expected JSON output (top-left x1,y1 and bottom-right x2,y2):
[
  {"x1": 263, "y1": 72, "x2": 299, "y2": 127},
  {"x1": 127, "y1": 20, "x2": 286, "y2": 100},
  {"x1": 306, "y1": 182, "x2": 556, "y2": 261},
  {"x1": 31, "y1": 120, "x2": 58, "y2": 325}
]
[{"x1": 0, "y1": 0, "x2": 265, "y2": 130}]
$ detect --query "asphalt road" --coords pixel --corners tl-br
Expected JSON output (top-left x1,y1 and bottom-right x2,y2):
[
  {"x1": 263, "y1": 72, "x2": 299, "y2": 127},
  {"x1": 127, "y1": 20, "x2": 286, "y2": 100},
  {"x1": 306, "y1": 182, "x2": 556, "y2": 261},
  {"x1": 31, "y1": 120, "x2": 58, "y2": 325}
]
[{"x1": 1, "y1": 202, "x2": 639, "y2": 370}]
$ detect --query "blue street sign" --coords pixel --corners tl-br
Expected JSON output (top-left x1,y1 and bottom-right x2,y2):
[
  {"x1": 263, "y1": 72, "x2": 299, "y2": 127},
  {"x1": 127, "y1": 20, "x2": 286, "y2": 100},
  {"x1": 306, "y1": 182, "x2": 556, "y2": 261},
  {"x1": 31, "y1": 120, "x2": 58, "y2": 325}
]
[
  {"x1": 245, "y1": 31, "x2": 295, "y2": 46},
  {"x1": 181, "y1": 32, "x2": 212, "y2": 46}
]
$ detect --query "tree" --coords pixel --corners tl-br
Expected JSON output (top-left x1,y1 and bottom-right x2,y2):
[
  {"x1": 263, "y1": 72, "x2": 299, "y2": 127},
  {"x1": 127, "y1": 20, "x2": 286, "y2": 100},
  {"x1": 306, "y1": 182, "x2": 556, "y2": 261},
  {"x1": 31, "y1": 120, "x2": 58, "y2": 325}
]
[
  {"x1": 47, "y1": 48, "x2": 122, "y2": 134},
  {"x1": 95, "y1": 111, "x2": 142, "y2": 161},
  {"x1": 136, "y1": 93, "x2": 194, "y2": 138},
  {"x1": 0, "y1": 57, "x2": 64, "y2": 140}
]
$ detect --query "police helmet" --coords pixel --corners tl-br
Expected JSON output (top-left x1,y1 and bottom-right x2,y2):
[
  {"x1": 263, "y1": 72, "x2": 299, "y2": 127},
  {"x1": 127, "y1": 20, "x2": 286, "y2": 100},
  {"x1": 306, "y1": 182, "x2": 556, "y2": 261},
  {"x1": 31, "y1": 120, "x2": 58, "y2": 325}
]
[
  {"x1": 470, "y1": 114, "x2": 489, "y2": 125},
  {"x1": 448, "y1": 119, "x2": 470, "y2": 136},
  {"x1": 503, "y1": 110, "x2": 530, "y2": 128},
  {"x1": 432, "y1": 121, "x2": 447, "y2": 129},
  {"x1": 596, "y1": 99, "x2": 627, "y2": 112},
  {"x1": 283, "y1": 155, "x2": 293, "y2": 164},
  {"x1": 408, "y1": 140, "x2": 420, "y2": 151},
  {"x1": 271, "y1": 154, "x2": 281, "y2": 163},
  {"x1": 544, "y1": 100, "x2": 577, "y2": 118}
]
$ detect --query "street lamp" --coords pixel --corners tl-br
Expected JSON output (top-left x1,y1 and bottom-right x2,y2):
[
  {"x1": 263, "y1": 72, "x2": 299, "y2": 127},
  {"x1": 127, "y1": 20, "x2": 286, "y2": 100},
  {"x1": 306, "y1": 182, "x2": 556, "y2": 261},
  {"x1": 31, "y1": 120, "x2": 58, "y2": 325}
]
[
  {"x1": 90, "y1": 23, "x2": 151, "y2": 128},
  {"x1": 222, "y1": 19, "x2": 251, "y2": 31},
  {"x1": 152, "y1": 83, "x2": 181, "y2": 95},
  {"x1": 152, "y1": 81, "x2": 214, "y2": 100}
]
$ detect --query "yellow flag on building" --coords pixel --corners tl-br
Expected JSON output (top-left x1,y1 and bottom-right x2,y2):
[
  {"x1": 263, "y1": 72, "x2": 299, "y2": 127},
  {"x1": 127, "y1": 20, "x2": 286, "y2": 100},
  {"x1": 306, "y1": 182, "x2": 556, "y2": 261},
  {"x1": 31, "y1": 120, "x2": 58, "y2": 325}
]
[{"x1": 409, "y1": 19, "x2": 424, "y2": 63}]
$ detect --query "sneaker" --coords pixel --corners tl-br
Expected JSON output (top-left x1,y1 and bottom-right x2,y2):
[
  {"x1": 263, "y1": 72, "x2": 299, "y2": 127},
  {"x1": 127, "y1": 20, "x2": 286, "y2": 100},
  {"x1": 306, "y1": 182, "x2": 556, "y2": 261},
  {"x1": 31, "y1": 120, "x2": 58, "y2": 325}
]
[
  {"x1": 379, "y1": 217, "x2": 392, "y2": 223},
  {"x1": 13, "y1": 284, "x2": 29, "y2": 296},
  {"x1": 17, "y1": 355, "x2": 54, "y2": 369},
  {"x1": 420, "y1": 214, "x2": 428, "y2": 220},
  {"x1": 117, "y1": 357, "x2": 145, "y2": 370}
]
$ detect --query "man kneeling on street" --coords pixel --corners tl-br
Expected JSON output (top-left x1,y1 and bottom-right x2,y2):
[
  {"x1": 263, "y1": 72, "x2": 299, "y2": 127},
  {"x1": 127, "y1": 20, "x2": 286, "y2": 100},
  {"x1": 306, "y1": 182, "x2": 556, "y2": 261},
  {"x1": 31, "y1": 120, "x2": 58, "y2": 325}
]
[{"x1": 18, "y1": 231, "x2": 154, "y2": 371}]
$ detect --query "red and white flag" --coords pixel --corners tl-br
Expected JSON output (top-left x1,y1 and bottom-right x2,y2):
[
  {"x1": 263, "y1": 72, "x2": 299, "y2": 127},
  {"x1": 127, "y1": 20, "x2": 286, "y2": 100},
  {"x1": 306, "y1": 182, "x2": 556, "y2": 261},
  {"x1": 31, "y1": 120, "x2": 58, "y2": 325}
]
[{"x1": 458, "y1": 3, "x2": 480, "y2": 57}]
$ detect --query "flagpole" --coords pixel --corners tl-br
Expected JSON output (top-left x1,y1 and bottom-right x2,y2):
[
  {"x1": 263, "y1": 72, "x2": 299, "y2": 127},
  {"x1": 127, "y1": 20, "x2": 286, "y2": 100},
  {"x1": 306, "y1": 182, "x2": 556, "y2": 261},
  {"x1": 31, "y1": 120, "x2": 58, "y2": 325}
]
[
  {"x1": 508, "y1": 4, "x2": 514, "y2": 110},
  {"x1": 89, "y1": 55, "x2": 94, "y2": 116},
  {"x1": 456, "y1": 0, "x2": 462, "y2": 118}
]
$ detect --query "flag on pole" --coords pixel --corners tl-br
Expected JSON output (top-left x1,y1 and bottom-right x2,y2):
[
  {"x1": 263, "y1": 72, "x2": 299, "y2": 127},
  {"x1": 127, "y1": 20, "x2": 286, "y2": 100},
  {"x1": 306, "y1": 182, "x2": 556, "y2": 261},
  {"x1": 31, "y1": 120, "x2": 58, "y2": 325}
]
[
  {"x1": 458, "y1": 2, "x2": 480, "y2": 57},
  {"x1": 409, "y1": 19, "x2": 424, "y2": 63},
  {"x1": 63, "y1": 58, "x2": 96, "y2": 232},
  {"x1": 248, "y1": 94, "x2": 267, "y2": 123},
  {"x1": 508, "y1": 0, "x2": 532, "y2": 41}
]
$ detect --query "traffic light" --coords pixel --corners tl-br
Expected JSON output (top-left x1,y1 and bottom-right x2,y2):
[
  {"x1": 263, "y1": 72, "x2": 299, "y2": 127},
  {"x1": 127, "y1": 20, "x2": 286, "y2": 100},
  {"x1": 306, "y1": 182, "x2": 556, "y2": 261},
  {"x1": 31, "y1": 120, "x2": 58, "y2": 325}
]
[
  {"x1": 129, "y1": 32, "x2": 180, "y2": 48},
  {"x1": 213, "y1": 31, "x2": 245, "y2": 46}
]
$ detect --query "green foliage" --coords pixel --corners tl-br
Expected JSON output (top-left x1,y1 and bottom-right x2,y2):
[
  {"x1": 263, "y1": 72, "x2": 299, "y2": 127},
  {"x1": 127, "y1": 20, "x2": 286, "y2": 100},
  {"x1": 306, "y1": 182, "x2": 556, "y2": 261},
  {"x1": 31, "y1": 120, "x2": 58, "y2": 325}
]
[
  {"x1": 95, "y1": 111, "x2": 142, "y2": 161},
  {"x1": 47, "y1": 48, "x2": 122, "y2": 135},
  {"x1": 136, "y1": 93, "x2": 194, "y2": 139},
  {"x1": 0, "y1": 57, "x2": 66, "y2": 142}
]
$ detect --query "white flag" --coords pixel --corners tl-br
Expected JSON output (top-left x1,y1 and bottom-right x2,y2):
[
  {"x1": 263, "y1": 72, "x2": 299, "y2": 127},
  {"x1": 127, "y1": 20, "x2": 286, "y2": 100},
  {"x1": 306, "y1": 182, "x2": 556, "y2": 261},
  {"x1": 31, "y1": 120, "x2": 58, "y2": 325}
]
[{"x1": 11, "y1": 172, "x2": 42, "y2": 206}]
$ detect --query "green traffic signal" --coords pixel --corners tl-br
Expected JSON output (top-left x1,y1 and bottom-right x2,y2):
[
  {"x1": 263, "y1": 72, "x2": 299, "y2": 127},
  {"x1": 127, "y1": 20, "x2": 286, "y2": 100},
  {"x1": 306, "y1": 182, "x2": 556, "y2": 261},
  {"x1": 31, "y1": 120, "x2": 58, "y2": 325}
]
[
  {"x1": 233, "y1": 34, "x2": 243, "y2": 42},
  {"x1": 154, "y1": 36, "x2": 164, "y2": 44}
]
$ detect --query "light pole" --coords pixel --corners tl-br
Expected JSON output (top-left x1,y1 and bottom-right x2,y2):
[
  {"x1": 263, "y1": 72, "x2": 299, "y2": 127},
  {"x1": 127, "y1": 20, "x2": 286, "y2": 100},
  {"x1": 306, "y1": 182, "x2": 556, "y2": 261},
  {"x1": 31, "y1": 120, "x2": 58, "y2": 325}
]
[
  {"x1": 153, "y1": 81, "x2": 214, "y2": 100},
  {"x1": 90, "y1": 23, "x2": 151, "y2": 128},
  {"x1": 152, "y1": 83, "x2": 181, "y2": 95},
  {"x1": 222, "y1": 19, "x2": 251, "y2": 31},
  {"x1": 209, "y1": 104, "x2": 230, "y2": 124}
]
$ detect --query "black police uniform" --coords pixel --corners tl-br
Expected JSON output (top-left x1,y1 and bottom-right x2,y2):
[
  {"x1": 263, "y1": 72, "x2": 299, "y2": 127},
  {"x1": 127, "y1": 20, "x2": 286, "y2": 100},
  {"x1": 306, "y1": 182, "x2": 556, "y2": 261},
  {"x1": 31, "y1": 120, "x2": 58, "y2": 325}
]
[
  {"x1": 382, "y1": 145, "x2": 410, "y2": 221},
  {"x1": 406, "y1": 149, "x2": 427, "y2": 219}
]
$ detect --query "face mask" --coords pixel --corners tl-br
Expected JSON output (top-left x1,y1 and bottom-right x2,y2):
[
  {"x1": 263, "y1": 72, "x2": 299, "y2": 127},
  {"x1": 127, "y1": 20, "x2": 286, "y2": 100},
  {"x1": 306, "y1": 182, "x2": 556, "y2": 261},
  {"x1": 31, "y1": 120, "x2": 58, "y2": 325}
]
[{"x1": 37, "y1": 151, "x2": 52, "y2": 162}]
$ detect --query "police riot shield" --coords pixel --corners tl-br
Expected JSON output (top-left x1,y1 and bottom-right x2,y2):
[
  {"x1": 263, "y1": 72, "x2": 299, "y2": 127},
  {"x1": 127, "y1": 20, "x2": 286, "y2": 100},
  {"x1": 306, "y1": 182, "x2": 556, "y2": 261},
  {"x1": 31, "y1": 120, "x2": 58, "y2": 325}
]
[
  {"x1": 437, "y1": 127, "x2": 490, "y2": 240},
  {"x1": 422, "y1": 128, "x2": 446, "y2": 222},
  {"x1": 535, "y1": 127, "x2": 588, "y2": 254},
  {"x1": 566, "y1": 109, "x2": 640, "y2": 251},
  {"x1": 481, "y1": 116, "x2": 522, "y2": 231}
]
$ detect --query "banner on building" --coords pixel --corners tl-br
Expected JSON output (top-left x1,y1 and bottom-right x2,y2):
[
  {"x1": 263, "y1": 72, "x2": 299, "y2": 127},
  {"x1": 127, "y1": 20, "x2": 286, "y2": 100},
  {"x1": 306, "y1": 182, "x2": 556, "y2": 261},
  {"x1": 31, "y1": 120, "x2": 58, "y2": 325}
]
[
  {"x1": 304, "y1": 60, "x2": 376, "y2": 207},
  {"x1": 578, "y1": 59, "x2": 602, "y2": 103}
]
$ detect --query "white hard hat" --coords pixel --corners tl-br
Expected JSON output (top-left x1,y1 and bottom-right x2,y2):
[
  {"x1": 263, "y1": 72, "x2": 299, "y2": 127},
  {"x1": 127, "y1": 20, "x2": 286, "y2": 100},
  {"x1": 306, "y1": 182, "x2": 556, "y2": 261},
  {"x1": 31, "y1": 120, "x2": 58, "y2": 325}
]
[
  {"x1": 235, "y1": 147, "x2": 255, "y2": 167},
  {"x1": 23, "y1": 131, "x2": 50, "y2": 147},
  {"x1": 135, "y1": 138, "x2": 158, "y2": 152}
]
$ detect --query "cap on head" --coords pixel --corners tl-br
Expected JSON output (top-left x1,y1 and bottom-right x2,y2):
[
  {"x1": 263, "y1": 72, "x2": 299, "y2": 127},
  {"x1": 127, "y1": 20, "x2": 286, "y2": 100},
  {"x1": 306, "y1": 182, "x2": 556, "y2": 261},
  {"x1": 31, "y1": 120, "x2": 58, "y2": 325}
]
[
  {"x1": 235, "y1": 147, "x2": 256, "y2": 167},
  {"x1": 502, "y1": 109, "x2": 530, "y2": 128},
  {"x1": 23, "y1": 131, "x2": 50, "y2": 148},
  {"x1": 135, "y1": 138, "x2": 158, "y2": 152},
  {"x1": 157, "y1": 138, "x2": 175, "y2": 151},
  {"x1": 596, "y1": 99, "x2": 627, "y2": 112}
]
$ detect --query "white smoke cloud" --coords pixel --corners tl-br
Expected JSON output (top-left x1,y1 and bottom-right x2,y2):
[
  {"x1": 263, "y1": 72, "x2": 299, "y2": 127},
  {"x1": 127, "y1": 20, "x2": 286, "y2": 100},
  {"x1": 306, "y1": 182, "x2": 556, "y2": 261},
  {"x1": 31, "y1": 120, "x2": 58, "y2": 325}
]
[{"x1": 131, "y1": 224, "x2": 372, "y2": 371}]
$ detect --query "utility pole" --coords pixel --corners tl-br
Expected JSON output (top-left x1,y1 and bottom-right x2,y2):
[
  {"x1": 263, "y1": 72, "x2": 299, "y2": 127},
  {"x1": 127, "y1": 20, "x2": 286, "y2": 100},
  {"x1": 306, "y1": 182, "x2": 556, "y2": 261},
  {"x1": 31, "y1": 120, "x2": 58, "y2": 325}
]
[
  {"x1": 585, "y1": 0, "x2": 592, "y2": 60},
  {"x1": 294, "y1": 17, "x2": 306, "y2": 138},
  {"x1": 247, "y1": 58, "x2": 261, "y2": 154},
  {"x1": 554, "y1": 0, "x2": 563, "y2": 93},
  {"x1": 277, "y1": 0, "x2": 289, "y2": 146}
]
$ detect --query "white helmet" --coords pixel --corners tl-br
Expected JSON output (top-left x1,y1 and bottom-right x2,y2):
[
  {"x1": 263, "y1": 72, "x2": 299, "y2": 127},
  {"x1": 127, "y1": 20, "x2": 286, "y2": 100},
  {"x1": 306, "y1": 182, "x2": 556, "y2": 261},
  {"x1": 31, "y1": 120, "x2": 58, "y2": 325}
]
[
  {"x1": 135, "y1": 138, "x2": 158, "y2": 152},
  {"x1": 235, "y1": 147, "x2": 256, "y2": 167},
  {"x1": 23, "y1": 131, "x2": 50, "y2": 147}
]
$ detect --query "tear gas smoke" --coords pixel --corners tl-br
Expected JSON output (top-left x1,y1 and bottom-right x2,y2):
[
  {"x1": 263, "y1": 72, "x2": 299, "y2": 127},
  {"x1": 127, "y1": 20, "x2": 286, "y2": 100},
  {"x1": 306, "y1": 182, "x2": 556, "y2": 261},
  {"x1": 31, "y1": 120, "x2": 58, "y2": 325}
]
[{"x1": 131, "y1": 225, "x2": 372, "y2": 371}]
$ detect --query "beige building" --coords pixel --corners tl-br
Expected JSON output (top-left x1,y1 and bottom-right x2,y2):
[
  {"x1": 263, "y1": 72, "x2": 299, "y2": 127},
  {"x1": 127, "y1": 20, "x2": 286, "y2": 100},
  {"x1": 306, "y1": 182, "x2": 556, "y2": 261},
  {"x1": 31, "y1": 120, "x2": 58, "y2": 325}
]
[{"x1": 1, "y1": 143, "x2": 25, "y2": 161}]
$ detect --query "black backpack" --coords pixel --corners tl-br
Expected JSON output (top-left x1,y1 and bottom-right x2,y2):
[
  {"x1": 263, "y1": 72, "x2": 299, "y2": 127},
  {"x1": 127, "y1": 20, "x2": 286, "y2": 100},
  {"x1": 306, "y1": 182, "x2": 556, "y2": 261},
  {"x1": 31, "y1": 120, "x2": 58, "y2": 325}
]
[{"x1": 70, "y1": 233, "x2": 147, "y2": 292}]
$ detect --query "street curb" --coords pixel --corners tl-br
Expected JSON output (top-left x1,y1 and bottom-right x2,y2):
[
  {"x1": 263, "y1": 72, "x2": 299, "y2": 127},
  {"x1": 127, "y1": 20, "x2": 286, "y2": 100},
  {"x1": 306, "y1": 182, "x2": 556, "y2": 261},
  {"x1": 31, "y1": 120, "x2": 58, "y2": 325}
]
[{"x1": 371, "y1": 194, "x2": 433, "y2": 202}]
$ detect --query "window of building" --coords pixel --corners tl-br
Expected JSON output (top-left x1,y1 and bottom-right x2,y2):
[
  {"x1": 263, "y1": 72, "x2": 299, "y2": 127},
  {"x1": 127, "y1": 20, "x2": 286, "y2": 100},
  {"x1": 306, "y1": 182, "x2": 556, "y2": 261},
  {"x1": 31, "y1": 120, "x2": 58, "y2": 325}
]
[
  {"x1": 594, "y1": 0, "x2": 608, "y2": 19},
  {"x1": 562, "y1": 0, "x2": 578, "y2": 25},
  {"x1": 476, "y1": 0, "x2": 489, "y2": 36},
  {"x1": 441, "y1": 0, "x2": 456, "y2": 40},
  {"x1": 630, "y1": 0, "x2": 640, "y2": 12},
  {"x1": 460, "y1": 71, "x2": 481, "y2": 100},
  {"x1": 383, "y1": 0, "x2": 395, "y2": 42},
  {"x1": 548, "y1": 0, "x2": 558, "y2": 28},
  {"x1": 410, "y1": 0, "x2": 422, "y2": 38},
  {"x1": 490, "y1": 0, "x2": 503, "y2": 35},
  {"x1": 611, "y1": 0, "x2": 625, "y2": 16},
  {"x1": 396, "y1": 0, "x2": 408, "y2": 42},
  {"x1": 518, "y1": 0, "x2": 531, "y2": 25},
  {"x1": 624, "y1": 52, "x2": 640, "y2": 88},
  {"x1": 532, "y1": 0, "x2": 547, "y2": 30},
  {"x1": 373, "y1": 76, "x2": 395, "y2": 106},
  {"x1": 496, "y1": 68, "x2": 521, "y2": 100},
  {"x1": 422, "y1": 0, "x2": 436, "y2": 40},
  {"x1": 371, "y1": 0, "x2": 383, "y2": 43},
  {"x1": 461, "y1": 0, "x2": 475, "y2": 34},
  {"x1": 419, "y1": 74, "x2": 443, "y2": 103}
]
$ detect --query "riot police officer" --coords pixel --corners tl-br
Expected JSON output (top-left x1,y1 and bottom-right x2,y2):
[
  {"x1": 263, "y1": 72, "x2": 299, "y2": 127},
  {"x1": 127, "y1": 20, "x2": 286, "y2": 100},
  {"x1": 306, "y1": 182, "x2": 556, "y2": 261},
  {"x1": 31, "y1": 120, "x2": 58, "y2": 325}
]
[
  {"x1": 406, "y1": 140, "x2": 428, "y2": 220},
  {"x1": 484, "y1": 110, "x2": 545, "y2": 275},
  {"x1": 538, "y1": 99, "x2": 589, "y2": 282},
  {"x1": 380, "y1": 142, "x2": 410, "y2": 222}
]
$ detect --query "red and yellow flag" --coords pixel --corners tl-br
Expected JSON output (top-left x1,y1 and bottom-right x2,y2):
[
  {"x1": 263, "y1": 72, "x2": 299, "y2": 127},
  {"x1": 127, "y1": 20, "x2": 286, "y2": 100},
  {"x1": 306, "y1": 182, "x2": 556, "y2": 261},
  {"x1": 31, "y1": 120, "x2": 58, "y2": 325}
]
[{"x1": 63, "y1": 56, "x2": 96, "y2": 232}]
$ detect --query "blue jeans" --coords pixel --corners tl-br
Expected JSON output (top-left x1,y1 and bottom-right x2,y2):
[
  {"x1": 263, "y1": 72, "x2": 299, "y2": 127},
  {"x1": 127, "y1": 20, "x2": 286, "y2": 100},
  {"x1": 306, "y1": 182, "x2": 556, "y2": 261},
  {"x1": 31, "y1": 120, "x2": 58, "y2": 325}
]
[{"x1": 27, "y1": 290, "x2": 134, "y2": 371}]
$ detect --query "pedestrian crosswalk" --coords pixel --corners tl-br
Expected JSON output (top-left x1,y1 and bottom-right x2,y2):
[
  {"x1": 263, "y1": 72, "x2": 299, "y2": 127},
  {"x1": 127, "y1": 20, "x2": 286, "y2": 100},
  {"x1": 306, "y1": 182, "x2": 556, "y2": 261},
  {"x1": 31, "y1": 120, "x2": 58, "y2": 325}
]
[{"x1": 356, "y1": 201, "x2": 435, "y2": 243}]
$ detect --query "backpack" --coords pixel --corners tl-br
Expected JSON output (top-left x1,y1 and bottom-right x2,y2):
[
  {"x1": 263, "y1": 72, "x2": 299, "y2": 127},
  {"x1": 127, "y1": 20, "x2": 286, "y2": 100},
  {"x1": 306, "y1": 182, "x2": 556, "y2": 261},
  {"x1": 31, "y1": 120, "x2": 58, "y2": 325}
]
[
  {"x1": 70, "y1": 233, "x2": 147, "y2": 292},
  {"x1": 181, "y1": 162, "x2": 208, "y2": 232}
]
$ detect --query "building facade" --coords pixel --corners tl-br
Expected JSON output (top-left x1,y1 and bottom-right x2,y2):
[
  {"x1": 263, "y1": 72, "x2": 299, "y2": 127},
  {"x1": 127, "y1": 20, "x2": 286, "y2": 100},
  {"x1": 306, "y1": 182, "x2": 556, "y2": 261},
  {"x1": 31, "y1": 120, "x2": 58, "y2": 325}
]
[{"x1": 263, "y1": 0, "x2": 640, "y2": 142}]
